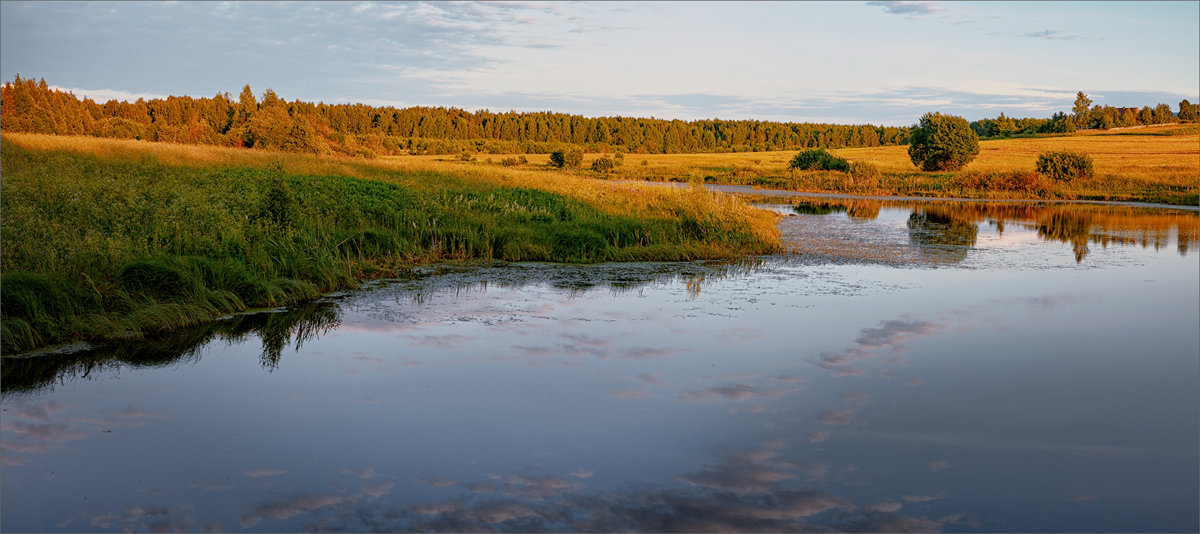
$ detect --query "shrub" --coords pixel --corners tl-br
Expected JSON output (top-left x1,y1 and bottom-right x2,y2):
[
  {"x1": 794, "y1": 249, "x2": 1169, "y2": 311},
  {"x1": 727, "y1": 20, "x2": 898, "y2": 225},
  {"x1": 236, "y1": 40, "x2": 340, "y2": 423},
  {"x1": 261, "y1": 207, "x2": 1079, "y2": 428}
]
[
  {"x1": 564, "y1": 147, "x2": 584, "y2": 168},
  {"x1": 591, "y1": 156, "x2": 615, "y2": 173},
  {"x1": 789, "y1": 148, "x2": 849, "y2": 172},
  {"x1": 908, "y1": 112, "x2": 979, "y2": 171},
  {"x1": 500, "y1": 156, "x2": 522, "y2": 167},
  {"x1": 460, "y1": 151, "x2": 474, "y2": 161},
  {"x1": 549, "y1": 150, "x2": 566, "y2": 167},
  {"x1": 1036, "y1": 151, "x2": 1094, "y2": 182}
]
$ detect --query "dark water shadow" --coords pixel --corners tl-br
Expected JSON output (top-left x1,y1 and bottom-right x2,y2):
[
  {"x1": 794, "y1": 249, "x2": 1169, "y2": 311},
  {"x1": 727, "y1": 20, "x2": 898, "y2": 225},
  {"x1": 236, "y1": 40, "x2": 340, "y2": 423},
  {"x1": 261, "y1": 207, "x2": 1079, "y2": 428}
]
[
  {"x1": 1, "y1": 301, "x2": 341, "y2": 396},
  {"x1": 2, "y1": 260, "x2": 774, "y2": 396}
]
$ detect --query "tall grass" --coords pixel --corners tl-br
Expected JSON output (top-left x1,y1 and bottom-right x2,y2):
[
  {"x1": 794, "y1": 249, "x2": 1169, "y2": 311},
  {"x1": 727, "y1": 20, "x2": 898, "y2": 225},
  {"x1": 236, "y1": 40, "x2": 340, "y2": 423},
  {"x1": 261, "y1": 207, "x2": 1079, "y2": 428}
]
[{"x1": 1, "y1": 135, "x2": 779, "y2": 353}]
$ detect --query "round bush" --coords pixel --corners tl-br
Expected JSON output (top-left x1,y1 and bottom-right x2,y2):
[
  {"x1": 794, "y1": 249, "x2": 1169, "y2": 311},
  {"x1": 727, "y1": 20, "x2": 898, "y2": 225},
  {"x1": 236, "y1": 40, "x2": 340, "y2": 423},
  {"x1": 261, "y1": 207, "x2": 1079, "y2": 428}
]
[
  {"x1": 908, "y1": 113, "x2": 979, "y2": 171},
  {"x1": 591, "y1": 156, "x2": 615, "y2": 173},
  {"x1": 789, "y1": 148, "x2": 849, "y2": 171},
  {"x1": 549, "y1": 150, "x2": 566, "y2": 167},
  {"x1": 1036, "y1": 151, "x2": 1094, "y2": 182},
  {"x1": 564, "y1": 148, "x2": 584, "y2": 168}
]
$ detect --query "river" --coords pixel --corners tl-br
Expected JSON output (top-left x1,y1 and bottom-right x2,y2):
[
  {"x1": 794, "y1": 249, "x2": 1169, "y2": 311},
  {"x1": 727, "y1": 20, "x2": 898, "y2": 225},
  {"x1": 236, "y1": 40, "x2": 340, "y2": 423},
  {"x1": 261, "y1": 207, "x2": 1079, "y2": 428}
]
[{"x1": 2, "y1": 198, "x2": 1197, "y2": 532}]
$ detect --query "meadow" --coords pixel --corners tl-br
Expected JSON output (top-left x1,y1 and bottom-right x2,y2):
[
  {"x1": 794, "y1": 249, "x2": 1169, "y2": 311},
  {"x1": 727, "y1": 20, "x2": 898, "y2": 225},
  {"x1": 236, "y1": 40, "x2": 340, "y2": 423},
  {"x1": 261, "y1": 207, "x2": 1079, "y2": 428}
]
[
  {"x1": 446, "y1": 124, "x2": 1198, "y2": 205},
  {"x1": 3, "y1": 123, "x2": 1195, "y2": 352},
  {"x1": 0, "y1": 133, "x2": 778, "y2": 353}
]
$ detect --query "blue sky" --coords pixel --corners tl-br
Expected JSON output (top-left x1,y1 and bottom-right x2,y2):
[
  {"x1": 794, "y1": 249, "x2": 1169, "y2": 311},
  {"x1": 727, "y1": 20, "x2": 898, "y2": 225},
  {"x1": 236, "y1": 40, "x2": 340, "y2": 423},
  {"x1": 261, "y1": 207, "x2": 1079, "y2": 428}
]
[{"x1": 2, "y1": 1, "x2": 1197, "y2": 126}]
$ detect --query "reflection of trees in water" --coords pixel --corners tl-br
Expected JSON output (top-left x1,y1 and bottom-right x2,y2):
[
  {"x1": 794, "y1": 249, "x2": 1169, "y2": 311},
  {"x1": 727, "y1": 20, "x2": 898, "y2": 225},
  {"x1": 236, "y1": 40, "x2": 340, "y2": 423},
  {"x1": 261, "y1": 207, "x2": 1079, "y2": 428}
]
[
  {"x1": 791, "y1": 203, "x2": 846, "y2": 216},
  {"x1": 1, "y1": 302, "x2": 341, "y2": 394},
  {"x1": 1035, "y1": 212, "x2": 1094, "y2": 263},
  {"x1": 789, "y1": 200, "x2": 880, "y2": 220},
  {"x1": 845, "y1": 201, "x2": 881, "y2": 221},
  {"x1": 906, "y1": 210, "x2": 979, "y2": 264},
  {"x1": 779, "y1": 196, "x2": 1198, "y2": 262},
  {"x1": 391, "y1": 260, "x2": 769, "y2": 303}
]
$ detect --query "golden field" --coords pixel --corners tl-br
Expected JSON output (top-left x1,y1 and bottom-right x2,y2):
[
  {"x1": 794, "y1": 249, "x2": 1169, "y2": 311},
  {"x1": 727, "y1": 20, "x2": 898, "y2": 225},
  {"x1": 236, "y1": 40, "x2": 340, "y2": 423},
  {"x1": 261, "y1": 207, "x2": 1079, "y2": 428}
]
[{"x1": 396, "y1": 124, "x2": 1198, "y2": 205}]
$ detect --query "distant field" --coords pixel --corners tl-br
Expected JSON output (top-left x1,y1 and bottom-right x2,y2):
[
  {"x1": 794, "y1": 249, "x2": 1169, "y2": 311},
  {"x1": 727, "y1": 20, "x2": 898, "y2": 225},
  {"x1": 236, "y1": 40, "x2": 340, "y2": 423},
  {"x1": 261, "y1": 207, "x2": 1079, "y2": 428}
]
[
  {"x1": 834, "y1": 123, "x2": 1199, "y2": 177},
  {"x1": 407, "y1": 124, "x2": 1197, "y2": 205}
]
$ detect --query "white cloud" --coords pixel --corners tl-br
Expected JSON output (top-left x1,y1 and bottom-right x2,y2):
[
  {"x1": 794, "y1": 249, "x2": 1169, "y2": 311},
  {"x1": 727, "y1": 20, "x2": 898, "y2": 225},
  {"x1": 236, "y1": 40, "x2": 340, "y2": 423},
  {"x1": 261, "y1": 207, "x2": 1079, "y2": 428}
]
[
  {"x1": 48, "y1": 85, "x2": 168, "y2": 103},
  {"x1": 867, "y1": 1, "x2": 948, "y2": 16}
]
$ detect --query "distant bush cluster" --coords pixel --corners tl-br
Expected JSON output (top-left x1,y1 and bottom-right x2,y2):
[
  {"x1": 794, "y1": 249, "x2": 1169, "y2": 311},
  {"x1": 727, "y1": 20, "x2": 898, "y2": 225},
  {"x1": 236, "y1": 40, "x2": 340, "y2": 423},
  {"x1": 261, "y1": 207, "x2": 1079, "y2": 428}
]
[
  {"x1": 591, "y1": 156, "x2": 615, "y2": 173},
  {"x1": 1036, "y1": 151, "x2": 1095, "y2": 182},
  {"x1": 549, "y1": 148, "x2": 584, "y2": 168},
  {"x1": 789, "y1": 148, "x2": 849, "y2": 172}
]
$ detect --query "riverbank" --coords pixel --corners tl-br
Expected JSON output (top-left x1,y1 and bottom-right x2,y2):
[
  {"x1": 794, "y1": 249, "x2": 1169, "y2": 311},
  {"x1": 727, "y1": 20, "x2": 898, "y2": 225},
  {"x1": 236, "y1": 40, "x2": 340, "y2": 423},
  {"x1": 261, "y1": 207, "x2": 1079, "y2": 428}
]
[{"x1": 0, "y1": 134, "x2": 779, "y2": 353}]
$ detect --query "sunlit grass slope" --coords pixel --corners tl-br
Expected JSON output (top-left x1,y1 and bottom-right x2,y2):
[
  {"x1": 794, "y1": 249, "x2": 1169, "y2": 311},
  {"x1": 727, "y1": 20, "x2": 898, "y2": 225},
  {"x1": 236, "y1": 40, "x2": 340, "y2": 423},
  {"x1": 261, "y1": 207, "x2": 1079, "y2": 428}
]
[{"x1": 0, "y1": 134, "x2": 778, "y2": 353}]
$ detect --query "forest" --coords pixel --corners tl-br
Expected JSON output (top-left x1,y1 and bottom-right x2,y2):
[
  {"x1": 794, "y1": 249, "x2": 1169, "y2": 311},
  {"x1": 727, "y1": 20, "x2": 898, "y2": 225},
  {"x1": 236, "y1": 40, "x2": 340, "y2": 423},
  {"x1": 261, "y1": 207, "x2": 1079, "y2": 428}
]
[
  {"x1": 0, "y1": 75, "x2": 912, "y2": 157},
  {"x1": 6, "y1": 76, "x2": 1193, "y2": 158}
]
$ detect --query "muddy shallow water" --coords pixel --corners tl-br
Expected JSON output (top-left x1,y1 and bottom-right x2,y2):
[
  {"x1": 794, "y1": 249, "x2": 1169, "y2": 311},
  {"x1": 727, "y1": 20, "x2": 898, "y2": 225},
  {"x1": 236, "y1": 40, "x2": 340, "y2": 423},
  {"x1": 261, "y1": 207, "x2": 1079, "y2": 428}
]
[{"x1": 3, "y1": 200, "x2": 1198, "y2": 532}]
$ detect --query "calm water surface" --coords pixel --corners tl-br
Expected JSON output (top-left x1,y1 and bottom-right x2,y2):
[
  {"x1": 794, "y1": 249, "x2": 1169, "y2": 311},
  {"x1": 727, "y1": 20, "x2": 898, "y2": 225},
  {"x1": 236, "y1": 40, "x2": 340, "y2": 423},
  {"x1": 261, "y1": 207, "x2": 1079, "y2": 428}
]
[{"x1": 3, "y1": 201, "x2": 1198, "y2": 533}]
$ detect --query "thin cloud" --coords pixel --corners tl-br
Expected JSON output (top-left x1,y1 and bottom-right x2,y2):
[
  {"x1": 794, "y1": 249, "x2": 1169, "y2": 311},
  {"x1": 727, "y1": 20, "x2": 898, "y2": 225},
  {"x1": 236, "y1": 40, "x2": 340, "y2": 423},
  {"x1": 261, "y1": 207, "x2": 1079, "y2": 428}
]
[
  {"x1": 362, "y1": 480, "x2": 396, "y2": 498},
  {"x1": 244, "y1": 468, "x2": 288, "y2": 478},
  {"x1": 867, "y1": 1, "x2": 948, "y2": 16},
  {"x1": 867, "y1": 500, "x2": 904, "y2": 512},
  {"x1": 610, "y1": 389, "x2": 649, "y2": 399},
  {"x1": 677, "y1": 383, "x2": 784, "y2": 403},
  {"x1": 49, "y1": 85, "x2": 169, "y2": 103},
  {"x1": 238, "y1": 493, "x2": 351, "y2": 528},
  {"x1": 816, "y1": 409, "x2": 856, "y2": 425},
  {"x1": 417, "y1": 476, "x2": 457, "y2": 488},
  {"x1": 1024, "y1": 29, "x2": 1083, "y2": 41},
  {"x1": 815, "y1": 317, "x2": 940, "y2": 375}
]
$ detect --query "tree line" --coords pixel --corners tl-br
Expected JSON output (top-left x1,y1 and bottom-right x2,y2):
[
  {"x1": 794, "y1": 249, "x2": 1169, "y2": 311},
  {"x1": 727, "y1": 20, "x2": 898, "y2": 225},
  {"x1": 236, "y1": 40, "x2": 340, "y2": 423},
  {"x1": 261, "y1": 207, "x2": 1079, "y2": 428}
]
[
  {"x1": 970, "y1": 92, "x2": 1198, "y2": 138},
  {"x1": 0, "y1": 75, "x2": 911, "y2": 156}
]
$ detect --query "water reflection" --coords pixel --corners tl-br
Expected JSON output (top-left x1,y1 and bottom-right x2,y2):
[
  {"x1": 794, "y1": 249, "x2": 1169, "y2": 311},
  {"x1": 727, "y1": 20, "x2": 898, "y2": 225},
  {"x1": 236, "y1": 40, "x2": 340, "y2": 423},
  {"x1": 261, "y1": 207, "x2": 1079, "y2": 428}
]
[
  {"x1": 784, "y1": 198, "x2": 1198, "y2": 262},
  {"x1": 3, "y1": 199, "x2": 1196, "y2": 533},
  {"x1": 3, "y1": 262, "x2": 777, "y2": 393},
  {"x1": 268, "y1": 441, "x2": 944, "y2": 533},
  {"x1": 906, "y1": 210, "x2": 978, "y2": 264},
  {"x1": 1, "y1": 301, "x2": 341, "y2": 394}
]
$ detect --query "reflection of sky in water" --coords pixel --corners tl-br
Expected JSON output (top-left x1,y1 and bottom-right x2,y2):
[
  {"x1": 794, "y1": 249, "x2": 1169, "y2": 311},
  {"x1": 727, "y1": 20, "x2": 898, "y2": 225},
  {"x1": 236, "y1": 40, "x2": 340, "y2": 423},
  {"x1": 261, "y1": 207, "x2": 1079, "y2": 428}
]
[{"x1": 3, "y1": 206, "x2": 1198, "y2": 532}]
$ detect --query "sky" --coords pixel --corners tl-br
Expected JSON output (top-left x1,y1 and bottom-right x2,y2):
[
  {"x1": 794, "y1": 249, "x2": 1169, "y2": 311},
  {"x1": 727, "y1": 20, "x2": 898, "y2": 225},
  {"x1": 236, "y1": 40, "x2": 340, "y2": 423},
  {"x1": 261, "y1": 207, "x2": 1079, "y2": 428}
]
[{"x1": 1, "y1": 1, "x2": 1197, "y2": 126}]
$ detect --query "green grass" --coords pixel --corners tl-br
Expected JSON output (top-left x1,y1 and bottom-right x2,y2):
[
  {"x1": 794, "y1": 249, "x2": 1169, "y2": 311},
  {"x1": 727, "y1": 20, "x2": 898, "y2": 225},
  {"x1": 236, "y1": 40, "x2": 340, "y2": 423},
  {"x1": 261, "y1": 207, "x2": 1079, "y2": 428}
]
[{"x1": 1, "y1": 140, "x2": 778, "y2": 353}]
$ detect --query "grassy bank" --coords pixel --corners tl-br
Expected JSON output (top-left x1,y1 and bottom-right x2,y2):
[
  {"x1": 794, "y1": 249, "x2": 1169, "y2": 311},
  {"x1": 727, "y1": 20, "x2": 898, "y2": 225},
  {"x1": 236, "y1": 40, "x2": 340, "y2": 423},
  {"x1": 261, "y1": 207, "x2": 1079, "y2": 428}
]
[
  {"x1": 443, "y1": 124, "x2": 1198, "y2": 206},
  {"x1": 0, "y1": 134, "x2": 779, "y2": 353}
]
